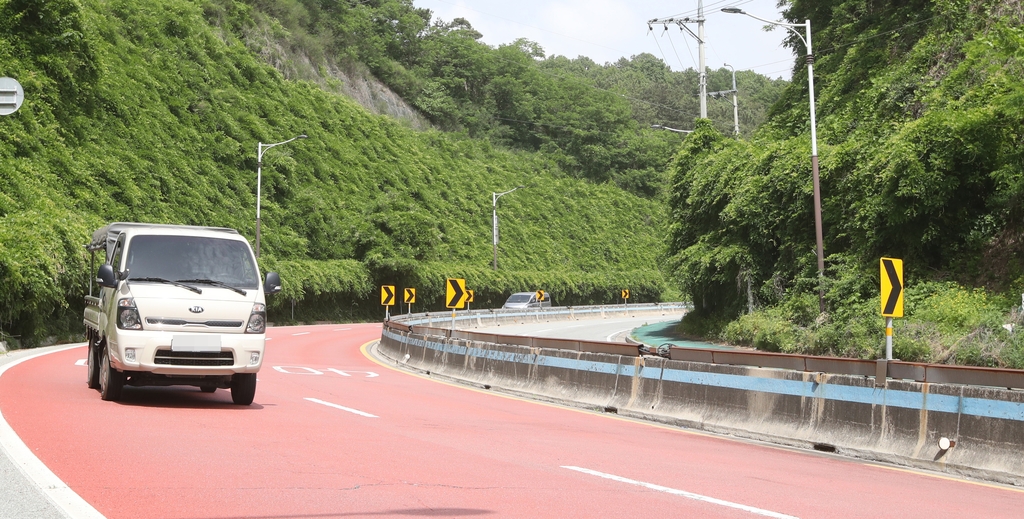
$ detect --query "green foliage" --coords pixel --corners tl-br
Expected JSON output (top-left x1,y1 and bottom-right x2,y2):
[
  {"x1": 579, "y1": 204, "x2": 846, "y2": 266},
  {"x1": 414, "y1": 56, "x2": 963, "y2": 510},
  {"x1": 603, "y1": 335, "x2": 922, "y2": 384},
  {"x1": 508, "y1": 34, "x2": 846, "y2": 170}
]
[
  {"x1": 663, "y1": 0, "x2": 1024, "y2": 367},
  {"x1": 220, "y1": 1, "x2": 787, "y2": 198},
  {"x1": 0, "y1": 0, "x2": 667, "y2": 345}
]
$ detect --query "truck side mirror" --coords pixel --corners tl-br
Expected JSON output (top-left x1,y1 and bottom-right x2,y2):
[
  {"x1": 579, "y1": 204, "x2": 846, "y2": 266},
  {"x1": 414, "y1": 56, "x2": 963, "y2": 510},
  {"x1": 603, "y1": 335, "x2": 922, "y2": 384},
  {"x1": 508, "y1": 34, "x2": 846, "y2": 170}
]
[
  {"x1": 97, "y1": 264, "x2": 117, "y2": 288},
  {"x1": 264, "y1": 272, "x2": 282, "y2": 295}
]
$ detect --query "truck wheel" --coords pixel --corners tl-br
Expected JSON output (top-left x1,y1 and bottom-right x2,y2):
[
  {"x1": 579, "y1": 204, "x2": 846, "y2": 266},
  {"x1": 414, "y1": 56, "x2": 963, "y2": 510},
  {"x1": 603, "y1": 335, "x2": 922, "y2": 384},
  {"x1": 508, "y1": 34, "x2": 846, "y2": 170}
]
[
  {"x1": 86, "y1": 337, "x2": 101, "y2": 390},
  {"x1": 230, "y1": 373, "x2": 257, "y2": 405},
  {"x1": 99, "y1": 346, "x2": 125, "y2": 402}
]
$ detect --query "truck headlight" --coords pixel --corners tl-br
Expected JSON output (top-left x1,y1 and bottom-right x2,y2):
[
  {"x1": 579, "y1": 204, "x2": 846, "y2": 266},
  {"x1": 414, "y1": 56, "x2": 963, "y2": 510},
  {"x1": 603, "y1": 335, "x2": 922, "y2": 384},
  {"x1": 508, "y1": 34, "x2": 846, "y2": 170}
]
[
  {"x1": 117, "y1": 298, "x2": 142, "y2": 330},
  {"x1": 245, "y1": 303, "x2": 267, "y2": 334}
]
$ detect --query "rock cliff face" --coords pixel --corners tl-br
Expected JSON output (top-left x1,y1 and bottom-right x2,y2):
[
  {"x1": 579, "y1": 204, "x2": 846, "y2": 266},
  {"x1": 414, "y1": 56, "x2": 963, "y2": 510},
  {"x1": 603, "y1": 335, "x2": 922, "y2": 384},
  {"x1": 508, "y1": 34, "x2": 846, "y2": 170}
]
[{"x1": 238, "y1": 23, "x2": 432, "y2": 131}]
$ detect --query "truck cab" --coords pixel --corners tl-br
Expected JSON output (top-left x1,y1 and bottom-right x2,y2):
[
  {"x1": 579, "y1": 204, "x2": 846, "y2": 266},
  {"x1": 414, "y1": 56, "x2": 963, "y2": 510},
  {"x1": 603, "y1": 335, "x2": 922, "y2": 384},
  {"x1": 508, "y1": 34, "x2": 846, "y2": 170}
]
[{"x1": 83, "y1": 223, "x2": 280, "y2": 405}]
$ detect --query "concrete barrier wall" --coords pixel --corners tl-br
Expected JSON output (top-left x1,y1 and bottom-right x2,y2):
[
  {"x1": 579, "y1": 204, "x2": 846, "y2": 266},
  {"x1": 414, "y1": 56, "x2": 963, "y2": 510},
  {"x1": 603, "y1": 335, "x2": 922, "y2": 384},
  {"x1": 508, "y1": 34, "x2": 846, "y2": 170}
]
[{"x1": 379, "y1": 324, "x2": 1024, "y2": 486}]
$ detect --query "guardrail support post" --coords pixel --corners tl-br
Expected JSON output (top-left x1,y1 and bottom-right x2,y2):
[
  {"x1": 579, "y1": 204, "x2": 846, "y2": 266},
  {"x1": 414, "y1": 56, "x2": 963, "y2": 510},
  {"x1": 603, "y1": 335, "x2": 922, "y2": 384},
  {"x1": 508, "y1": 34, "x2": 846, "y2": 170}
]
[{"x1": 875, "y1": 359, "x2": 888, "y2": 388}]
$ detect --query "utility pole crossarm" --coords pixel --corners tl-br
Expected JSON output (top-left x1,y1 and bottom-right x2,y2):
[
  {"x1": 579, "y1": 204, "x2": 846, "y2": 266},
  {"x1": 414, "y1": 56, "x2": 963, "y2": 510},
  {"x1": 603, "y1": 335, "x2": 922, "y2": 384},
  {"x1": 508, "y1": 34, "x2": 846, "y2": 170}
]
[
  {"x1": 647, "y1": 18, "x2": 704, "y2": 43},
  {"x1": 647, "y1": 1, "x2": 708, "y2": 120}
]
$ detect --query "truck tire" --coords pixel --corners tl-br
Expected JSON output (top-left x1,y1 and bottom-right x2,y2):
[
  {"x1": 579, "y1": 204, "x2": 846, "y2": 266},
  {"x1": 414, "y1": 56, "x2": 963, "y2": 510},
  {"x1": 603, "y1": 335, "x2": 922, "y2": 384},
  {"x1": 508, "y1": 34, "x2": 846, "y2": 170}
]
[
  {"x1": 99, "y1": 346, "x2": 125, "y2": 402},
  {"x1": 230, "y1": 373, "x2": 257, "y2": 405},
  {"x1": 87, "y1": 337, "x2": 101, "y2": 390}
]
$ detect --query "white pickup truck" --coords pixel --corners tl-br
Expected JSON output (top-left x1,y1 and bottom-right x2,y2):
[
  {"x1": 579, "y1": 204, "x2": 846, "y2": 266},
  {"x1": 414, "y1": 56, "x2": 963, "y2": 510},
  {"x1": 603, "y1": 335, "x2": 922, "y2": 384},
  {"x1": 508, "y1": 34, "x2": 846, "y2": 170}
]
[{"x1": 83, "y1": 223, "x2": 280, "y2": 405}]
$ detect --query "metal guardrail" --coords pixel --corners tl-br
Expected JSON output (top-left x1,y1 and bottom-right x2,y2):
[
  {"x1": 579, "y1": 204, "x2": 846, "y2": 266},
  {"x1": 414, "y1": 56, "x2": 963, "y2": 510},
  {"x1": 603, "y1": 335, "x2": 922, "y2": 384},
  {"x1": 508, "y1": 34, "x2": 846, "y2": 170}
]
[{"x1": 384, "y1": 303, "x2": 1024, "y2": 390}]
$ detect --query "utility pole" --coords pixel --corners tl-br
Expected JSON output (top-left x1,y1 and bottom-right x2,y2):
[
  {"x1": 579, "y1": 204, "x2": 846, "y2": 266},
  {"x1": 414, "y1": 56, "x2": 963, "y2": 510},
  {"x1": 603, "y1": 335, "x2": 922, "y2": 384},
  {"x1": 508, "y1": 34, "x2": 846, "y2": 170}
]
[
  {"x1": 709, "y1": 64, "x2": 739, "y2": 136},
  {"x1": 648, "y1": 0, "x2": 707, "y2": 118}
]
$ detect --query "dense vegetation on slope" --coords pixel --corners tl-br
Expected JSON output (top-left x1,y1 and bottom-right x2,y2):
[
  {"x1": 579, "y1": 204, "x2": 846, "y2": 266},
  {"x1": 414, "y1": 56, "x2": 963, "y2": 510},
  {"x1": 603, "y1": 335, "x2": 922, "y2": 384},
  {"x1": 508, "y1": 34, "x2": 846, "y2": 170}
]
[
  {"x1": 0, "y1": 0, "x2": 672, "y2": 346},
  {"x1": 229, "y1": 0, "x2": 787, "y2": 197},
  {"x1": 667, "y1": 0, "x2": 1024, "y2": 367}
]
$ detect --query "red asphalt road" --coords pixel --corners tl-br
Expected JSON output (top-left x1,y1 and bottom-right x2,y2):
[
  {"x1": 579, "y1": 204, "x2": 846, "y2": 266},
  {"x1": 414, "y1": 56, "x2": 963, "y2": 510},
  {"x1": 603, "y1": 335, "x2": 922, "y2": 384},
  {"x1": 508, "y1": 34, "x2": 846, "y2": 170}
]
[{"x1": 1, "y1": 323, "x2": 1022, "y2": 519}]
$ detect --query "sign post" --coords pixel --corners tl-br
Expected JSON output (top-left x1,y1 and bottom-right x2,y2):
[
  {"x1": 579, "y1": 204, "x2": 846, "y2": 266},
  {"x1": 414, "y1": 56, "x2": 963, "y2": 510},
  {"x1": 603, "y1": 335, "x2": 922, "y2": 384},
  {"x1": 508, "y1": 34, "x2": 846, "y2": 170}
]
[
  {"x1": 381, "y1": 285, "x2": 396, "y2": 320},
  {"x1": 880, "y1": 257, "x2": 904, "y2": 360}
]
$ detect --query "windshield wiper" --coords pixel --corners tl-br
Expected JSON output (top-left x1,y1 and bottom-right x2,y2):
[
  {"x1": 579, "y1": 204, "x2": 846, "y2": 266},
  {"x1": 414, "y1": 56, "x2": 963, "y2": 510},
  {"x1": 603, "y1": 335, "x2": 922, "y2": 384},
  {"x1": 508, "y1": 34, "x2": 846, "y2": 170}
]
[
  {"x1": 128, "y1": 277, "x2": 202, "y2": 294},
  {"x1": 176, "y1": 278, "x2": 247, "y2": 296}
]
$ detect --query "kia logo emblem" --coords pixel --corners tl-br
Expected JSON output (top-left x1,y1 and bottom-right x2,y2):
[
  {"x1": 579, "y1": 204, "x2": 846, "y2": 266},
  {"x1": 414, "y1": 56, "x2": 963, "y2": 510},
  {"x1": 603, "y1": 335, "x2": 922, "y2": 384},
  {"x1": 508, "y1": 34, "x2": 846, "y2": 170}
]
[{"x1": 189, "y1": 306, "x2": 204, "y2": 314}]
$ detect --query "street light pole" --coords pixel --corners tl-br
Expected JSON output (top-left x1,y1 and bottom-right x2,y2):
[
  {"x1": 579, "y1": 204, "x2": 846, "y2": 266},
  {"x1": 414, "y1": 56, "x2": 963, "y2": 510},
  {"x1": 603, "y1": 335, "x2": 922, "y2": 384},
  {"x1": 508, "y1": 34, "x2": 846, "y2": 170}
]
[
  {"x1": 708, "y1": 65, "x2": 739, "y2": 136},
  {"x1": 722, "y1": 8, "x2": 824, "y2": 312},
  {"x1": 256, "y1": 134, "x2": 306, "y2": 258},
  {"x1": 492, "y1": 185, "x2": 525, "y2": 270}
]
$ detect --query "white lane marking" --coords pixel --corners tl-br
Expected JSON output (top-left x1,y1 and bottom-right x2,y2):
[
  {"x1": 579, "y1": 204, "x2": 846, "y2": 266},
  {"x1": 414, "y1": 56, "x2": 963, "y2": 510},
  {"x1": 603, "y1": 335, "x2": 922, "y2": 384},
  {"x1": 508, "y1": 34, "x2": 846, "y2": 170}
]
[
  {"x1": 273, "y1": 366, "x2": 323, "y2": 375},
  {"x1": 75, "y1": 359, "x2": 87, "y2": 366},
  {"x1": 265, "y1": 337, "x2": 273, "y2": 341},
  {"x1": 305, "y1": 398, "x2": 378, "y2": 418},
  {"x1": 605, "y1": 328, "x2": 632, "y2": 342},
  {"x1": 562, "y1": 466, "x2": 798, "y2": 519},
  {"x1": 334, "y1": 328, "x2": 351, "y2": 332},
  {"x1": 292, "y1": 332, "x2": 310, "y2": 336},
  {"x1": 0, "y1": 344, "x2": 106, "y2": 519},
  {"x1": 326, "y1": 368, "x2": 378, "y2": 378}
]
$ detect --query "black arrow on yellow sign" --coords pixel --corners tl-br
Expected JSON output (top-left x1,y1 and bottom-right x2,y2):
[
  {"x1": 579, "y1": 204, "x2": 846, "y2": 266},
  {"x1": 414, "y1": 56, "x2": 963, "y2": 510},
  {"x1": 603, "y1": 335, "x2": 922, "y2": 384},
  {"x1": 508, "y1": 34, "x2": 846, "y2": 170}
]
[
  {"x1": 446, "y1": 278, "x2": 467, "y2": 309},
  {"x1": 403, "y1": 287, "x2": 416, "y2": 304},
  {"x1": 380, "y1": 285, "x2": 396, "y2": 306},
  {"x1": 880, "y1": 258, "x2": 903, "y2": 317}
]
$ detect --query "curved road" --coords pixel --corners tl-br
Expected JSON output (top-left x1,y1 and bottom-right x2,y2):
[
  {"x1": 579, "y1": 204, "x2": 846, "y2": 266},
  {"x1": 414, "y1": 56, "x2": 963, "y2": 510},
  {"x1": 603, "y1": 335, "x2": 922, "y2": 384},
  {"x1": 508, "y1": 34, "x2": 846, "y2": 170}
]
[
  {"x1": 1, "y1": 323, "x2": 1022, "y2": 518},
  {"x1": 470, "y1": 314, "x2": 683, "y2": 342}
]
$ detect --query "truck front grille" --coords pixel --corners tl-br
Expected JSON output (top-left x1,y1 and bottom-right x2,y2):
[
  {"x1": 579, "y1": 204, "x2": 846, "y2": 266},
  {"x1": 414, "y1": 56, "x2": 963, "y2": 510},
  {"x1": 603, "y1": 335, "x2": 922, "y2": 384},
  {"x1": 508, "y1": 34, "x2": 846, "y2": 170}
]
[
  {"x1": 154, "y1": 349, "x2": 234, "y2": 366},
  {"x1": 146, "y1": 318, "x2": 244, "y2": 328}
]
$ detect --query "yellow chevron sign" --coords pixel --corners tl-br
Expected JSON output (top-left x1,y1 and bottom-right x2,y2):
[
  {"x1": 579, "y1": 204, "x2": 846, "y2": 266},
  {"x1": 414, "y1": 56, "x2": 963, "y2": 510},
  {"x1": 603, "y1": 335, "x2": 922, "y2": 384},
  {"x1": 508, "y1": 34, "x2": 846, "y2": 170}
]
[
  {"x1": 446, "y1": 278, "x2": 468, "y2": 309},
  {"x1": 403, "y1": 287, "x2": 416, "y2": 304},
  {"x1": 880, "y1": 258, "x2": 904, "y2": 317},
  {"x1": 381, "y1": 285, "x2": 396, "y2": 306}
]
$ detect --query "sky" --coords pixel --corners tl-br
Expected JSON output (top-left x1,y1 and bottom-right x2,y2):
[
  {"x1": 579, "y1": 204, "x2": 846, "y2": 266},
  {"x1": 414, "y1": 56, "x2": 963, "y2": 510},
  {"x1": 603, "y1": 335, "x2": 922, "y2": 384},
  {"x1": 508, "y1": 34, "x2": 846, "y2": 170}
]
[{"x1": 411, "y1": 0, "x2": 800, "y2": 80}]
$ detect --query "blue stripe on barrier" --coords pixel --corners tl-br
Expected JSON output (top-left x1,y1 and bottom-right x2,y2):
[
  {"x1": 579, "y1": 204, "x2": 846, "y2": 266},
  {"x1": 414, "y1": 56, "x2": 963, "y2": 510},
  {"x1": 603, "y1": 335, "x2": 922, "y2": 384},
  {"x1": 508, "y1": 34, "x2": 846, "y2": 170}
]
[{"x1": 383, "y1": 329, "x2": 1024, "y2": 422}]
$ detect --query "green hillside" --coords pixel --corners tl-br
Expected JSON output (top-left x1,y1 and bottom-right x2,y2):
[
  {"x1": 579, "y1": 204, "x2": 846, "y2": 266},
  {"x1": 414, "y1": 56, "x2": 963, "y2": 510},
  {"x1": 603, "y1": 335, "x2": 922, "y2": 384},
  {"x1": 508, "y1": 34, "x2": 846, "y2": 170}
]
[
  {"x1": 667, "y1": 0, "x2": 1024, "y2": 367},
  {"x1": 0, "y1": 0, "x2": 669, "y2": 346}
]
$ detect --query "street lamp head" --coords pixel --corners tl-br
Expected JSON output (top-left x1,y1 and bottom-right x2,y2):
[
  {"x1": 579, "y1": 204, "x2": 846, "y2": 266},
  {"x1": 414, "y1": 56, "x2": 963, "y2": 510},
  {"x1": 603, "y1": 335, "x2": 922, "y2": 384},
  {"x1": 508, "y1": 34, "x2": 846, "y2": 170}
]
[
  {"x1": 517, "y1": 185, "x2": 525, "y2": 189},
  {"x1": 298, "y1": 134, "x2": 307, "y2": 139},
  {"x1": 651, "y1": 124, "x2": 664, "y2": 129},
  {"x1": 721, "y1": 7, "x2": 744, "y2": 14}
]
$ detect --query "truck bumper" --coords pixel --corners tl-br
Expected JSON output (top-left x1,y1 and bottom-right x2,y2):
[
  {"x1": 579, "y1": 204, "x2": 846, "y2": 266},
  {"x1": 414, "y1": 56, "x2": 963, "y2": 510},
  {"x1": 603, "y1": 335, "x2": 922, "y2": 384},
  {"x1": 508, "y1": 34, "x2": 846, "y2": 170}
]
[{"x1": 108, "y1": 330, "x2": 265, "y2": 375}]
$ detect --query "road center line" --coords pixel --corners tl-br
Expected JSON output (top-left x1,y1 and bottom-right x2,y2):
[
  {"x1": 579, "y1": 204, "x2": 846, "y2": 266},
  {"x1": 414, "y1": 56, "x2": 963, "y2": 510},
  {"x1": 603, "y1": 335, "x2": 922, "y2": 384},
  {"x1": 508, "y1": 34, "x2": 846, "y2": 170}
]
[
  {"x1": 333, "y1": 328, "x2": 351, "y2": 331},
  {"x1": 561, "y1": 466, "x2": 798, "y2": 519},
  {"x1": 304, "y1": 398, "x2": 378, "y2": 418},
  {"x1": 292, "y1": 332, "x2": 311, "y2": 336}
]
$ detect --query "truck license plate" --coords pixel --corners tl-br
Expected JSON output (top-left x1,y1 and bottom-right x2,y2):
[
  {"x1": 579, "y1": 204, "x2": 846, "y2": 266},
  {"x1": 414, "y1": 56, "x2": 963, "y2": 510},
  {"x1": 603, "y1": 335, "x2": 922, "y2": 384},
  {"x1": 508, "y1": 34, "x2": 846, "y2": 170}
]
[{"x1": 171, "y1": 335, "x2": 222, "y2": 352}]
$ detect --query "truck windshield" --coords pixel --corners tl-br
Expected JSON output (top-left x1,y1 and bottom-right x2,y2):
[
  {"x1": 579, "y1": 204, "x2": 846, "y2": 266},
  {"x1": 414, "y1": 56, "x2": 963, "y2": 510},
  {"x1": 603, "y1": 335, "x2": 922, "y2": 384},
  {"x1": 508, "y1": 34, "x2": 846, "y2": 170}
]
[{"x1": 124, "y1": 235, "x2": 259, "y2": 289}]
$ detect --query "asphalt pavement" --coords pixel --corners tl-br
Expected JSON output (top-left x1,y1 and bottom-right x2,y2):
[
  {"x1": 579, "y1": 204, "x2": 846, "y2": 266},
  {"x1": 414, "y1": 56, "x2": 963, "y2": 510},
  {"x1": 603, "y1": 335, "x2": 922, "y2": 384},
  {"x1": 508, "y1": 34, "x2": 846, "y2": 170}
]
[{"x1": 0, "y1": 346, "x2": 74, "y2": 519}]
